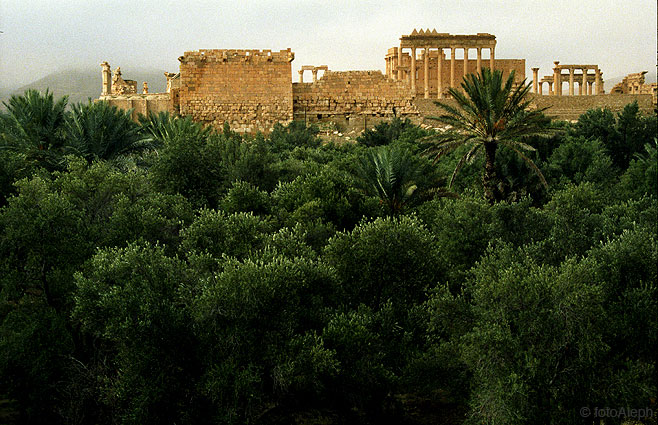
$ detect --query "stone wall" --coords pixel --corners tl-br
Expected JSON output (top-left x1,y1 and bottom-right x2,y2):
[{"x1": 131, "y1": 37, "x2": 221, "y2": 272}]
[
  {"x1": 178, "y1": 49, "x2": 294, "y2": 133},
  {"x1": 413, "y1": 94, "x2": 654, "y2": 125},
  {"x1": 530, "y1": 93, "x2": 654, "y2": 121},
  {"x1": 98, "y1": 94, "x2": 173, "y2": 121},
  {"x1": 292, "y1": 71, "x2": 417, "y2": 121}
]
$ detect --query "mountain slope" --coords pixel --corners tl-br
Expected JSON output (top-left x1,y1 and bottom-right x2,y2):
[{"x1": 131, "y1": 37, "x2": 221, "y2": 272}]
[{"x1": 1, "y1": 67, "x2": 168, "y2": 108}]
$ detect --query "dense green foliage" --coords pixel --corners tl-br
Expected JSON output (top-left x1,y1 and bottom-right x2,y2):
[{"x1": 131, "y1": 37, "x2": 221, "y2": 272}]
[{"x1": 0, "y1": 89, "x2": 656, "y2": 424}]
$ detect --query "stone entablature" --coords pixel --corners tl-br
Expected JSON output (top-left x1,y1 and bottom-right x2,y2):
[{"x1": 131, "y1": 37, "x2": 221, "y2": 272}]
[
  {"x1": 532, "y1": 62, "x2": 604, "y2": 96},
  {"x1": 386, "y1": 29, "x2": 508, "y2": 99}
]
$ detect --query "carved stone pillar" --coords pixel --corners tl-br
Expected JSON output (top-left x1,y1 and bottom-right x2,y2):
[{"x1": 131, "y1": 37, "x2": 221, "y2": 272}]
[
  {"x1": 569, "y1": 68, "x2": 575, "y2": 95},
  {"x1": 538, "y1": 82, "x2": 543, "y2": 95},
  {"x1": 298, "y1": 70, "x2": 304, "y2": 83},
  {"x1": 437, "y1": 48, "x2": 443, "y2": 98},
  {"x1": 411, "y1": 47, "x2": 417, "y2": 93},
  {"x1": 595, "y1": 68, "x2": 602, "y2": 94},
  {"x1": 392, "y1": 55, "x2": 398, "y2": 80},
  {"x1": 477, "y1": 47, "x2": 482, "y2": 74},
  {"x1": 489, "y1": 46, "x2": 495, "y2": 70},
  {"x1": 587, "y1": 82, "x2": 593, "y2": 95},
  {"x1": 463, "y1": 47, "x2": 468, "y2": 78},
  {"x1": 532, "y1": 68, "x2": 539, "y2": 93},
  {"x1": 553, "y1": 61, "x2": 561, "y2": 96},
  {"x1": 397, "y1": 45, "x2": 403, "y2": 81},
  {"x1": 101, "y1": 62, "x2": 111, "y2": 95},
  {"x1": 424, "y1": 47, "x2": 430, "y2": 99},
  {"x1": 312, "y1": 69, "x2": 318, "y2": 83},
  {"x1": 450, "y1": 47, "x2": 456, "y2": 88},
  {"x1": 549, "y1": 82, "x2": 553, "y2": 96},
  {"x1": 581, "y1": 68, "x2": 587, "y2": 95}
]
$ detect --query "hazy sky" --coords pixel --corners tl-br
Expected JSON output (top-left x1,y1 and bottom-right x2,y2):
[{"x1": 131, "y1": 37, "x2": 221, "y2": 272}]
[{"x1": 1, "y1": 0, "x2": 656, "y2": 88}]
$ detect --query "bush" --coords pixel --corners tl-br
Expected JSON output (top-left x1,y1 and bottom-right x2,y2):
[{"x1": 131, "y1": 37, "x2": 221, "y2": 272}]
[
  {"x1": 323, "y1": 215, "x2": 442, "y2": 312},
  {"x1": 73, "y1": 243, "x2": 201, "y2": 425},
  {"x1": 180, "y1": 209, "x2": 270, "y2": 261},
  {"x1": 192, "y1": 256, "x2": 339, "y2": 423}
]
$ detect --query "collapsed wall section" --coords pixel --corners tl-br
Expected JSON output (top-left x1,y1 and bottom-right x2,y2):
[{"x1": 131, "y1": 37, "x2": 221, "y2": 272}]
[
  {"x1": 292, "y1": 71, "x2": 417, "y2": 121},
  {"x1": 179, "y1": 49, "x2": 294, "y2": 133}
]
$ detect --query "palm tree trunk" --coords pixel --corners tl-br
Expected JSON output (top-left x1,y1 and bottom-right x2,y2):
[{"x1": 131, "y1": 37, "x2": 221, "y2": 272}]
[{"x1": 483, "y1": 142, "x2": 498, "y2": 205}]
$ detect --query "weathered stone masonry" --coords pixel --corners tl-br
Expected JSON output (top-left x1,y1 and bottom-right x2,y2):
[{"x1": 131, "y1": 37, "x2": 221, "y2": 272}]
[
  {"x1": 98, "y1": 29, "x2": 655, "y2": 133},
  {"x1": 292, "y1": 70, "x2": 417, "y2": 122},
  {"x1": 178, "y1": 49, "x2": 294, "y2": 133}
]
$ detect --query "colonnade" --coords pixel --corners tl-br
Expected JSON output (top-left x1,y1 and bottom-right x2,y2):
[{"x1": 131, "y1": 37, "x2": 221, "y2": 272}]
[
  {"x1": 532, "y1": 62, "x2": 604, "y2": 96},
  {"x1": 386, "y1": 30, "x2": 498, "y2": 99},
  {"x1": 392, "y1": 45, "x2": 495, "y2": 99}
]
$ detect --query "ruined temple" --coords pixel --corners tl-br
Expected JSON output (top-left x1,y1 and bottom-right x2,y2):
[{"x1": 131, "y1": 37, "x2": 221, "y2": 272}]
[
  {"x1": 610, "y1": 71, "x2": 657, "y2": 97},
  {"x1": 98, "y1": 29, "x2": 655, "y2": 133}
]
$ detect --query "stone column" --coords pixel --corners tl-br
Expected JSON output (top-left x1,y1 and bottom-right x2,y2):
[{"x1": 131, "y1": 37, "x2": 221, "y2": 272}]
[
  {"x1": 101, "y1": 61, "x2": 111, "y2": 95},
  {"x1": 411, "y1": 47, "x2": 417, "y2": 93},
  {"x1": 595, "y1": 68, "x2": 602, "y2": 94},
  {"x1": 477, "y1": 47, "x2": 482, "y2": 74},
  {"x1": 437, "y1": 48, "x2": 443, "y2": 98},
  {"x1": 548, "y1": 82, "x2": 553, "y2": 96},
  {"x1": 489, "y1": 46, "x2": 495, "y2": 70},
  {"x1": 397, "y1": 45, "x2": 403, "y2": 81},
  {"x1": 298, "y1": 70, "x2": 304, "y2": 83},
  {"x1": 553, "y1": 61, "x2": 561, "y2": 96},
  {"x1": 581, "y1": 68, "x2": 587, "y2": 95},
  {"x1": 587, "y1": 82, "x2": 593, "y2": 95},
  {"x1": 450, "y1": 47, "x2": 456, "y2": 88},
  {"x1": 569, "y1": 68, "x2": 575, "y2": 95},
  {"x1": 424, "y1": 47, "x2": 430, "y2": 99},
  {"x1": 463, "y1": 47, "x2": 468, "y2": 78},
  {"x1": 538, "y1": 82, "x2": 543, "y2": 95},
  {"x1": 312, "y1": 69, "x2": 318, "y2": 83},
  {"x1": 532, "y1": 68, "x2": 539, "y2": 93}
]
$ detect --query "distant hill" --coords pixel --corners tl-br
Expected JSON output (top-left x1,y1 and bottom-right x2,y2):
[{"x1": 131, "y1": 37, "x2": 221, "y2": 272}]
[{"x1": 0, "y1": 67, "x2": 168, "y2": 110}]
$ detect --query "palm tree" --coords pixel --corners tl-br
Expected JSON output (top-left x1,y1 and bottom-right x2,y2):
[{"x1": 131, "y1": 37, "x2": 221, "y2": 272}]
[
  {"x1": 354, "y1": 145, "x2": 455, "y2": 215},
  {"x1": 65, "y1": 101, "x2": 154, "y2": 162},
  {"x1": 355, "y1": 145, "x2": 419, "y2": 215},
  {"x1": 139, "y1": 111, "x2": 212, "y2": 145},
  {"x1": 0, "y1": 89, "x2": 69, "y2": 171},
  {"x1": 426, "y1": 68, "x2": 552, "y2": 204}
]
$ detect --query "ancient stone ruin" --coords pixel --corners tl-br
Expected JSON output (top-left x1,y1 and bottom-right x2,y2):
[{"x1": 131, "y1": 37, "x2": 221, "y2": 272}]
[
  {"x1": 610, "y1": 71, "x2": 657, "y2": 98},
  {"x1": 385, "y1": 29, "x2": 524, "y2": 99},
  {"x1": 98, "y1": 29, "x2": 655, "y2": 133},
  {"x1": 533, "y1": 62, "x2": 604, "y2": 96}
]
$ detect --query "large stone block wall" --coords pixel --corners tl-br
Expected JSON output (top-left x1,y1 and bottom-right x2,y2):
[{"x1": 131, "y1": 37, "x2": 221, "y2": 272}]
[
  {"x1": 414, "y1": 94, "x2": 654, "y2": 125},
  {"x1": 529, "y1": 93, "x2": 654, "y2": 121},
  {"x1": 292, "y1": 71, "x2": 418, "y2": 120},
  {"x1": 178, "y1": 49, "x2": 294, "y2": 133},
  {"x1": 98, "y1": 94, "x2": 173, "y2": 120}
]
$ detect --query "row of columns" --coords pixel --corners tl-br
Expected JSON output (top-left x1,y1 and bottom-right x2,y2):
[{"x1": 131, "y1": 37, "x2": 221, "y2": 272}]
[
  {"x1": 531, "y1": 64, "x2": 603, "y2": 96},
  {"x1": 396, "y1": 46, "x2": 495, "y2": 99},
  {"x1": 298, "y1": 67, "x2": 328, "y2": 83}
]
